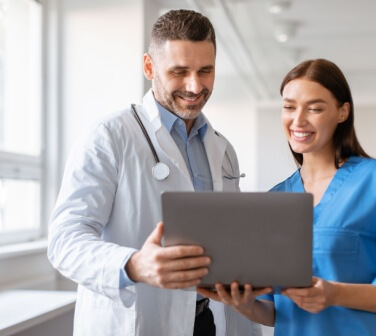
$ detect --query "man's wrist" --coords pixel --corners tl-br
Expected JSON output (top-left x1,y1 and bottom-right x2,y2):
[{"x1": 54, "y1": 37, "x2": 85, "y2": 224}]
[
  {"x1": 119, "y1": 249, "x2": 139, "y2": 288},
  {"x1": 125, "y1": 251, "x2": 140, "y2": 283}
]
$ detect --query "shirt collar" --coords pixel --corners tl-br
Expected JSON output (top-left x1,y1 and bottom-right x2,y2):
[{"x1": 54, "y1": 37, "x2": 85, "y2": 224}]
[{"x1": 156, "y1": 100, "x2": 208, "y2": 140}]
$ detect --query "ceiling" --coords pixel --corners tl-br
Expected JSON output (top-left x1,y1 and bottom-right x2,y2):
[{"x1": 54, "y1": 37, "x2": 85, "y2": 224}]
[{"x1": 156, "y1": 0, "x2": 376, "y2": 104}]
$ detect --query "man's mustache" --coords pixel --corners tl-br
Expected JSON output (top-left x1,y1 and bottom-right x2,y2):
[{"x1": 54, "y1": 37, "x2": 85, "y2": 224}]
[{"x1": 172, "y1": 89, "x2": 209, "y2": 99}]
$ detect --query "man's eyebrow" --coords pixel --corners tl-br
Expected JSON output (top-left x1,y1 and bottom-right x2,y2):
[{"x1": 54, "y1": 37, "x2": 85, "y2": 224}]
[
  {"x1": 168, "y1": 65, "x2": 215, "y2": 71},
  {"x1": 169, "y1": 66, "x2": 189, "y2": 71},
  {"x1": 200, "y1": 65, "x2": 214, "y2": 70}
]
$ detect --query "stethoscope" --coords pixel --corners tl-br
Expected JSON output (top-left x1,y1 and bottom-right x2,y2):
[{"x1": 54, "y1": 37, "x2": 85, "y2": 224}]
[
  {"x1": 220, "y1": 147, "x2": 246, "y2": 180},
  {"x1": 131, "y1": 104, "x2": 245, "y2": 181},
  {"x1": 132, "y1": 104, "x2": 170, "y2": 181}
]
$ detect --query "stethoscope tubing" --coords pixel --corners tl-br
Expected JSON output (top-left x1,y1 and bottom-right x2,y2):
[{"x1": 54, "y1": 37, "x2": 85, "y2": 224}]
[
  {"x1": 131, "y1": 104, "x2": 170, "y2": 181},
  {"x1": 131, "y1": 104, "x2": 160, "y2": 164}
]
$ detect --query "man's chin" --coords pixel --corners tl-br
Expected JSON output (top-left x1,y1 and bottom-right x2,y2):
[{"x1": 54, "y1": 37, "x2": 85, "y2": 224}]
[{"x1": 174, "y1": 106, "x2": 201, "y2": 119}]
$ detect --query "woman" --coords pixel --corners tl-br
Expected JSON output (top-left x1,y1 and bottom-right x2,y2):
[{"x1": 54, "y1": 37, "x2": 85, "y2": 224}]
[{"x1": 198, "y1": 59, "x2": 376, "y2": 335}]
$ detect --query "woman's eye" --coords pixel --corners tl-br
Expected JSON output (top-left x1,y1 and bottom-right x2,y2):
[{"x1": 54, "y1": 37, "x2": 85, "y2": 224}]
[
  {"x1": 308, "y1": 108, "x2": 323, "y2": 113},
  {"x1": 283, "y1": 106, "x2": 294, "y2": 111}
]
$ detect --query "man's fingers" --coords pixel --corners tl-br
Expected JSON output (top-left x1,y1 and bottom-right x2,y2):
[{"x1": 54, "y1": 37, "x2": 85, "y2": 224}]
[
  {"x1": 164, "y1": 279, "x2": 202, "y2": 289},
  {"x1": 230, "y1": 282, "x2": 242, "y2": 302},
  {"x1": 197, "y1": 287, "x2": 220, "y2": 301},
  {"x1": 161, "y1": 245, "x2": 205, "y2": 259},
  {"x1": 215, "y1": 283, "x2": 233, "y2": 303},
  {"x1": 145, "y1": 222, "x2": 164, "y2": 245},
  {"x1": 154, "y1": 267, "x2": 209, "y2": 289},
  {"x1": 163, "y1": 267, "x2": 209, "y2": 283},
  {"x1": 155, "y1": 255, "x2": 211, "y2": 273},
  {"x1": 251, "y1": 286, "x2": 273, "y2": 297}
]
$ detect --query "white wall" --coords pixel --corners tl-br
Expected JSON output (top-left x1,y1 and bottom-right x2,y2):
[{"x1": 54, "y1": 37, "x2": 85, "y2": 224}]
[
  {"x1": 204, "y1": 72, "x2": 258, "y2": 191},
  {"x1": 355, "y1": 104, "x2": 376, "y2": 157},
  {"x1": 60, "y1": 0, "x2": 144, "y2": 165},
  {"x1": 253, "y1": 102, "x2": 296, "y2": 191}
]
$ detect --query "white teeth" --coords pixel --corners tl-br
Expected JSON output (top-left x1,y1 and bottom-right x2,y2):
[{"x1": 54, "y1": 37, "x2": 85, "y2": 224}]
[{"x1": 293, "y1": 131, "x2": 312, "y2": 138}]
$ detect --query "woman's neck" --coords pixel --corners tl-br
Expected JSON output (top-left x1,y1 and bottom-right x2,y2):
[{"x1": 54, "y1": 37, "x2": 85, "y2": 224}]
[
  {"x1": 300, "y1": 151, "x2": 338, "y2": 206},
  {"x1": 300, "y1": 153, "x2": 337, "y2": 183}
]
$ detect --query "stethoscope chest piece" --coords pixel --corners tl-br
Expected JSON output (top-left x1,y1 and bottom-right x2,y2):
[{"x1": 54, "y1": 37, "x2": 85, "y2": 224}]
[{"x1": 152, "y1": 162, "x2": 170, "y2": 181}]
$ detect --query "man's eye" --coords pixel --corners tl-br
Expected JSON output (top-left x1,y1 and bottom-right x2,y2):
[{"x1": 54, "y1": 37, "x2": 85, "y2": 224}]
[
  {"x1": 199, "y1": 69, "x2": 212, "y2": 75},
  {"x1": 283, "y1": 106, "x2": 294, "y2": 110},
  {"x1": 173, "y1": 71, "x2": 186, "y2": 76}
]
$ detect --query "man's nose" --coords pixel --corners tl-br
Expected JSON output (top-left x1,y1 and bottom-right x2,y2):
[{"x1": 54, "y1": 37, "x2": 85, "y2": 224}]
[{"x1": 185, "y1": 73, "x2": 203, "y2": 94}]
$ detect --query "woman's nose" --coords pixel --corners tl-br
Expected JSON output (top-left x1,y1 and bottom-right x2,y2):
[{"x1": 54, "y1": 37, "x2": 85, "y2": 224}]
[{"x1": 293, "y1": 109, "x2": 307, "y2": 127}]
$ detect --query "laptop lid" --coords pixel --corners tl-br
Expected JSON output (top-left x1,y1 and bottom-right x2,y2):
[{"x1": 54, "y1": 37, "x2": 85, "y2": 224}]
[{"x1": 162, "y1": 191, "x2": 313, "y2": 289}]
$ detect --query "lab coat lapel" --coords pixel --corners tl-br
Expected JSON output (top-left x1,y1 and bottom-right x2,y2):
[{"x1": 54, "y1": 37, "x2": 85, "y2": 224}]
[
  {"x1": 141, "y1": 90, "x2": 192, "y2": 184},
  {"x1": 204, "y1": 125, "x2": 227, "y2": 191},
  {"x1": 154, "y1": 127, "x2": 192, "y2": 183}
]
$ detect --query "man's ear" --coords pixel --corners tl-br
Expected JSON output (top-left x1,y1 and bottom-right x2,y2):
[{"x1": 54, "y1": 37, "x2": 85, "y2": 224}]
[
  {"x1": 339, "y1": 102, "x2": 350, "y2": 123},
  {"x1": 143, "y1": 53, "x2": 154, "y2": 80}
]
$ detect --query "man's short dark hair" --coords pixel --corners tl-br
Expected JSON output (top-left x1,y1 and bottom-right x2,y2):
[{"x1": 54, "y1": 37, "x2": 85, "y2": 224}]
[{"x1": 149, "y1": 9, "x2": 216, "y2": 56}]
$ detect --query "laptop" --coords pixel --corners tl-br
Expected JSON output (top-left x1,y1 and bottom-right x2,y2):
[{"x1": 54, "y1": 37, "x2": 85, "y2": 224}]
[{"x1": 162, "y1": 191, "x2": 313, "y2": 289}]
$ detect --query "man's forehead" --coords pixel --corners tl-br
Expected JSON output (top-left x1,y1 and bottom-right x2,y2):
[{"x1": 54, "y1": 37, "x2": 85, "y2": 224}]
[
  {"x1": 161, "y1": 40, "x2": 215, "y2": 54},
  {"x1": 158, "y1": 40, "x2": 215, "y2": 65}
]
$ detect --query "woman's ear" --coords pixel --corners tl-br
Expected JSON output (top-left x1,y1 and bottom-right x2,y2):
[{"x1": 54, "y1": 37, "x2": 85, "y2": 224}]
[
  {"x1": 339, "y1": 102, "x2": 350, "y2": 123},
  {"x1": 143, "y1": 53, "x2": 154, "y2": 80}
]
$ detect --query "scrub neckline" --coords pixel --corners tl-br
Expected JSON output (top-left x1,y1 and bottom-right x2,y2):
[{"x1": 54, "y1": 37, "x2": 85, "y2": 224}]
[{"x1": 296, "y1": 156, "x2": 359, "y2": 217}]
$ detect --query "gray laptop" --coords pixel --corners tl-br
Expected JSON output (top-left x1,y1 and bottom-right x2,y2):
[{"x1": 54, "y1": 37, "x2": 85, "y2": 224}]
[{"x1": 162, "y1": 191, "x2": 313, "y2": 289}]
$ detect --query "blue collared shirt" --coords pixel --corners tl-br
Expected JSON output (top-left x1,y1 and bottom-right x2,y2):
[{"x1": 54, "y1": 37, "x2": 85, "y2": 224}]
[
  {"x1": 158, "y1": 102, "x2": 213, "y2": 191},
  {"x1": 120, "y1": 100, "x2": 213, "y2": 287}
]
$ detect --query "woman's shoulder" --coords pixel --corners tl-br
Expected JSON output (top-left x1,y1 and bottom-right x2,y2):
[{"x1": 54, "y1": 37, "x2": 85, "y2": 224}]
[
  {"x1": 270, "y1": 170, "x2": 300, "y2": 192},
  {"x1": 348, "y1": 156, "x2": 376, "y2": 172}
]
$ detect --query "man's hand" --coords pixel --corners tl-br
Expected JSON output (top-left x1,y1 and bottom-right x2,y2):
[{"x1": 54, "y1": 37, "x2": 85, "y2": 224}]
[
  {"x1": 126, "y1": 222, "x2": 211, "y2": 289},
  {"x1": 197, "y1": 282, "x2": 274, "y2": 325},
  {"x1": 198, "y1": 283, "x2": 272, "y2": 316}
]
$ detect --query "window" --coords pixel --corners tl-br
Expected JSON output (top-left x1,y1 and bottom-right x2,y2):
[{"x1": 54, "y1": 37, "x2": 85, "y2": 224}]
[{"x1": 0, "y1": 0, "x2": 43, "y2": 245}]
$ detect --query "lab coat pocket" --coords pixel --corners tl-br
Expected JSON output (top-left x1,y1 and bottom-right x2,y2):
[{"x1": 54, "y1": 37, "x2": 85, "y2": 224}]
[
  {"x1": 75, "y1": 286, "x2": 136, "y2": 336},
  {"x1": 221, "y1": 175, "x2": 238, "y2": 191},
  {"x1": 313, "y1": 228, "x2": 359, "y2": 283},
  {"x1": 221, "y1": 161, "x2": 239, "y2": 191}
]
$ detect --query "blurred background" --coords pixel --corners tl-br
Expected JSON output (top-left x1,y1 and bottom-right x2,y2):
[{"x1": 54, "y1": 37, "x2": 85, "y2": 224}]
[{"x1": 0, "y1": 0, "x2": 375, "y2": 335}]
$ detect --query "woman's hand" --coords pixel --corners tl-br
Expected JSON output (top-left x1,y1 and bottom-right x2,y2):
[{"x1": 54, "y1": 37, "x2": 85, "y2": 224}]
[
  {"x1": 197, "y1": 282, "x2": 272, "y2": 317},
  {"x1": 281, "y1": 276, "x2": 335, "y2": 314}
]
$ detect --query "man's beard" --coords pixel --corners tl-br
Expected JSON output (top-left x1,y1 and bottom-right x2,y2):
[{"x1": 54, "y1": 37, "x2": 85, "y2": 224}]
[
  {"x1": 153, "y1": 76, "x2": 211, "y2": 120},
  {"x1": 169, "y1": 89, "x2": 210, "y2": 120}
]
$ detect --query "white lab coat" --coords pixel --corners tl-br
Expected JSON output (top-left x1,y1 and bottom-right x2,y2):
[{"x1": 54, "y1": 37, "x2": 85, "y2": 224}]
[{"x1": 48, "y1": 90, "x2": 262, "y2": 336}]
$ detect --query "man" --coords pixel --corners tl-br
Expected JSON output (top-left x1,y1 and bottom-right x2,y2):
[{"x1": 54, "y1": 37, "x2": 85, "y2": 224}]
[{"x1": 48, "y1": 9, "x2": 261, "y2": 336}]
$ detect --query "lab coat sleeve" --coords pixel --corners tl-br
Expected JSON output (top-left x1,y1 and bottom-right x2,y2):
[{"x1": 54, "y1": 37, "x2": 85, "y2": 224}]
[{"x1": 48, "y1": 122, "x2": 136, "y2": 305}]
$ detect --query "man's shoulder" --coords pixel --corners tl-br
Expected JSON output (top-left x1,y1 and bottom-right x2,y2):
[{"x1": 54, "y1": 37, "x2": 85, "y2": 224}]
[
  {"x1": 78, "y1": 107, "x2": 139, "y2": 150},
  {"x1": 96, "y1": 108, "x2": 134, "y2": 130}
]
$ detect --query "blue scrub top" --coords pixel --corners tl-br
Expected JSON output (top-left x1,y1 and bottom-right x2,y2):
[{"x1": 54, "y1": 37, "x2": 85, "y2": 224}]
[{"x1": 264, "y1": 156, "x2": 376, "y2": 336}]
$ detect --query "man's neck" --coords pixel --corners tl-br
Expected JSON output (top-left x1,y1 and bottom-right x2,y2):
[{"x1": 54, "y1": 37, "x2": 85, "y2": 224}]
[{"x1": 184, "y1": 119, "x2": 195, "y2": 135}]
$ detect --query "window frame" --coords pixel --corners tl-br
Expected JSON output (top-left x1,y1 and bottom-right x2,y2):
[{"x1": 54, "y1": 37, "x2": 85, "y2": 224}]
[{"x1": 0, "y1": 0, "x2": 48, "y2": 246}]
